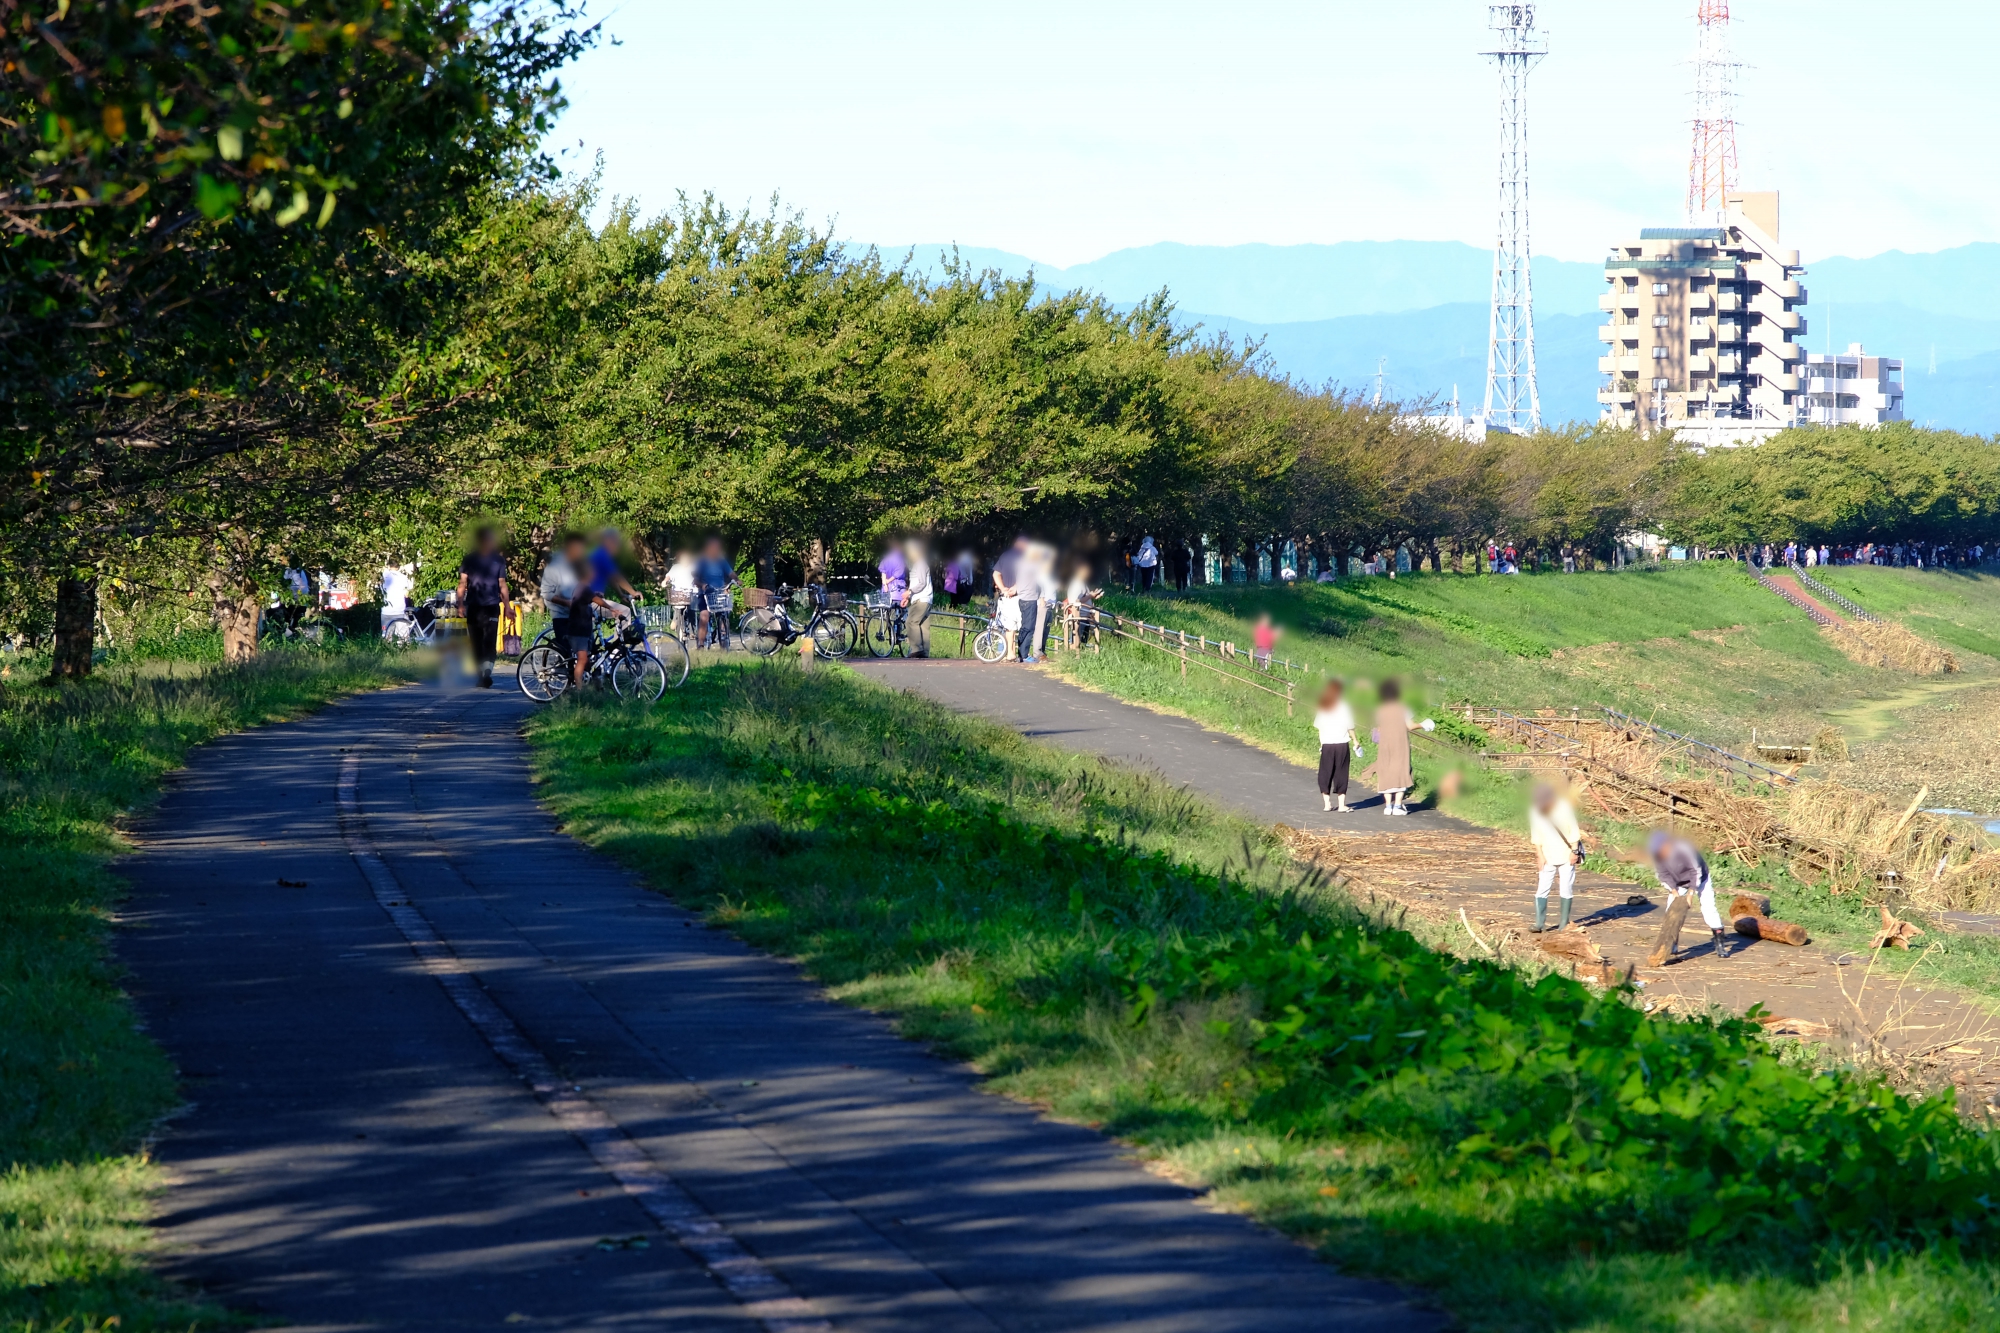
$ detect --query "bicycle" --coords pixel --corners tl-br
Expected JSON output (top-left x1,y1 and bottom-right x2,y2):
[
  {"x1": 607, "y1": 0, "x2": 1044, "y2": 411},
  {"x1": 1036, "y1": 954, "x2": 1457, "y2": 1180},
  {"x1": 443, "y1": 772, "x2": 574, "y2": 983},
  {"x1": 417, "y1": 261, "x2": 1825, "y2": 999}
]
[
  {"x1": 518, "y1": 608, "x2": 673, "y2": 703},
  {"x1": 861, "y1": 592, "x2": 907, "y2": 658},
  {"x1": 736, "y1": 584, "x2": 857, "y2": 659}
]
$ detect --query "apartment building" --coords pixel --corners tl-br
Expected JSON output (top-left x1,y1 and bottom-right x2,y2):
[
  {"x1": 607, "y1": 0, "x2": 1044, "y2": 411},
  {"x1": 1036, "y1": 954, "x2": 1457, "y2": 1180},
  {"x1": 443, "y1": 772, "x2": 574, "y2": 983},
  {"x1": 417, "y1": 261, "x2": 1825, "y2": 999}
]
[
  {"x1": 1597, "y1": 191, "x2": 1807, "y2": 441},
  {"x1": 1798, "y1": 343, "x2": 1905, "y2": 425}
]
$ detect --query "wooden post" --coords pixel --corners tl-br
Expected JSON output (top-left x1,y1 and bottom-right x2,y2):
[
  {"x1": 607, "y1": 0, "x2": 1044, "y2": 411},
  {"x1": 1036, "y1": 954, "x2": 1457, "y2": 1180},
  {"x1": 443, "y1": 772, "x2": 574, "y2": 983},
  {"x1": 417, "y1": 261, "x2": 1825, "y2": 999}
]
[
  {"x1": 1180, "y1": 631, "x2": 1188, "y2": 678},
  {"x1": 1286, "y1": 681, "x2": 1294, "y2": 717},
  {"x1": 799, "y1": 629, "x2": 814, "y2": 671}
]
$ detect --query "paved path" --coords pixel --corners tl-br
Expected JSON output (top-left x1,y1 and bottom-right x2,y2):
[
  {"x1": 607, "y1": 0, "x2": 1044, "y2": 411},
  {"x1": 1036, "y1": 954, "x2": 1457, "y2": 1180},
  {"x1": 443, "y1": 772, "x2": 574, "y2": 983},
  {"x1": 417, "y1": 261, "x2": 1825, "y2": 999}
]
[
  {"x1": 116, "y1": 679, "x2": 1439, "y2": 1332},
  {"x1": 843, "y1": 658, "x2": 1468, "y2": 837}
]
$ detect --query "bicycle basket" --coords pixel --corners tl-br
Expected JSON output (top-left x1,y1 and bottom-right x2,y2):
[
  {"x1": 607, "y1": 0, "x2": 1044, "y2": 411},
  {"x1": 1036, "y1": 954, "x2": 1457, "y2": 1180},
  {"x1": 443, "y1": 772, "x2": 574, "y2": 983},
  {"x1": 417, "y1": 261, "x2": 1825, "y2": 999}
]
[
  {"x1": 822, "y1": 590, "x2": 846, "y2": 611},
  {"x1": 640, "y1": 605, "x2": 674, "y2": 628},
  {"x1": 620, "y1": 620, "x2": 646, "y2": 646},
  {"x1": 665, "y1": 590, "x2": 692, "y2": 607},
  {"x1": 745, "y1": 588, "x2": 774, "y2": 609},
  {"x1": 707, "y1": 591, "x2": 733, "y2": 614}
]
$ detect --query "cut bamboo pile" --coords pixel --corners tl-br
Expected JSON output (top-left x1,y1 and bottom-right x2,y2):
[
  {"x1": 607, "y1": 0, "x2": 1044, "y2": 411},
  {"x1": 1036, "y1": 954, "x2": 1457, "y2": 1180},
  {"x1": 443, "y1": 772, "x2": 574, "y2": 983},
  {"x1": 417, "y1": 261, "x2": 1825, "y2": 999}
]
[{"x1": 1468, "y1": 705, "x2": 2000, "y2": 912}]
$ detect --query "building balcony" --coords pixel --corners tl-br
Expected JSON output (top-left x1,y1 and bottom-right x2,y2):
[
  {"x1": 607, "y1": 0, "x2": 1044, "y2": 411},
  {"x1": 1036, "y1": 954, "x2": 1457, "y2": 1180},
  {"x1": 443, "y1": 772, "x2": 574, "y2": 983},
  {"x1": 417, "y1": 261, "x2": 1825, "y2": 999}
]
[
  {"x1": 1687, "y1": 291, "x2": 1714, "y2": 312},
  {"x1": 1598, "y1": 325, "x2": 1618, "y2": 343},
  {"x1": 1716, "y1": 293, "x2": 1742, "y2": 312},
  {"x1": 1598, "y1": 292, "x2": 1619, "y2": 312},
  {"x1": 1771, "y1": 373, "x2": 1801, "y2": 392},
  {"x1": 1687, "y1": 352, "x2": 1714, "y2": 374},
  {"x1": 1598, "y1": 383, "x2": 1637, "y2": 403},
  {"x1": 1769, "y1": 278, "x2": 1802, "y2": 300},
  {"x1": 1769, "y1": 309, "x2": 1803, "y2": 332},
  {"x1": 1717, "y1": 355, "x2": 1743, "y2": 375},
  {"x1": 1774, "y1": 342, "x2": 1803, "y2": 362}
]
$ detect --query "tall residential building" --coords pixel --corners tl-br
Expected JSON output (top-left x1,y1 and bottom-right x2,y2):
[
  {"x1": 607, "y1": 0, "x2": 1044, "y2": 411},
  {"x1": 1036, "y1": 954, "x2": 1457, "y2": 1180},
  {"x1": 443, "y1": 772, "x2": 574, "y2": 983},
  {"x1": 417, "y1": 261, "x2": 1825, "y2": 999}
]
[
  {"x1": 1597, "y1": 191, "x2": 1806, "y2": 444},
  {"x1": 1799, "y1": 344, "x2": 1905, "y2": 425}
]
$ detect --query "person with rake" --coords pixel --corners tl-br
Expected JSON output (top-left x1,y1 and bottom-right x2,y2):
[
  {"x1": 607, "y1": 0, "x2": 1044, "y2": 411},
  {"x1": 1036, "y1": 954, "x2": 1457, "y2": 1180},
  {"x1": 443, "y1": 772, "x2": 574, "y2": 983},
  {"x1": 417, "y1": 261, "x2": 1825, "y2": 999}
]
[
  {"x1": 1645, "y1": 829, "x2": 1730, "y2": 965},
  {"x1": 1528, "y1": 783, "x2": 1584, "y2": 932}
]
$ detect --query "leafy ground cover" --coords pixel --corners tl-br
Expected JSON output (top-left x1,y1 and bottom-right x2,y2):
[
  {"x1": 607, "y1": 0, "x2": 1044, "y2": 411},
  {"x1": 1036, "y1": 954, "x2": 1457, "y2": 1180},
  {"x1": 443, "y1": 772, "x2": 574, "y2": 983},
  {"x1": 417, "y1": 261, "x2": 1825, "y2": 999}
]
[
  {"x1": 0, "y1": 645, "x2": 424, "y2": 1333},
  {"x1": 527, "y1": 660, "x2": 2000, "y2": 1332}
]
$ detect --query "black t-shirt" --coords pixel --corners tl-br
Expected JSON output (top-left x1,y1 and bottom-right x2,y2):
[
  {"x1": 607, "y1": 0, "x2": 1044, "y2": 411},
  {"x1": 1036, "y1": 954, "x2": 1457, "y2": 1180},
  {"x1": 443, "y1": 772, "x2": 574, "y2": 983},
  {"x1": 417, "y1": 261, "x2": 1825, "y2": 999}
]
[{"x1": 460, "y1": 551, "x2": 508, "y2": 608}]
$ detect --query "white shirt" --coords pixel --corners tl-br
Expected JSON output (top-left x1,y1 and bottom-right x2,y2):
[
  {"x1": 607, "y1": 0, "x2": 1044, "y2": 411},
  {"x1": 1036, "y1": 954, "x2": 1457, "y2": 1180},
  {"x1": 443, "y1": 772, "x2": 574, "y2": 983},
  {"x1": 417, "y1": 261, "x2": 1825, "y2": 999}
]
[
  {"x1": 906, "y1": 557, "x2": 932, "y2": 600},
  {"x1": 1314, "y1": 701, "x2": 1356, "y2": 746},
  {"x1": 540, "y1": 554, "x2": 581, "y2": 616},
  {"x1": 381, "y1": 567, "x2": 412, "y2": 614},
  {"x1": 666, "y1": 559, "x2": 697, "y2": 594}
]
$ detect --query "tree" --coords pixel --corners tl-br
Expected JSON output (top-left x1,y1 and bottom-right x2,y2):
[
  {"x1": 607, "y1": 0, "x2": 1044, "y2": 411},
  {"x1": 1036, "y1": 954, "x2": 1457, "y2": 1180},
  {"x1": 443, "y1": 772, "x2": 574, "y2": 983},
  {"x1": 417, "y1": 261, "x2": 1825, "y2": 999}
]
[{"x1": 0, "y1": 0, "x2": 592, "y2": 669}]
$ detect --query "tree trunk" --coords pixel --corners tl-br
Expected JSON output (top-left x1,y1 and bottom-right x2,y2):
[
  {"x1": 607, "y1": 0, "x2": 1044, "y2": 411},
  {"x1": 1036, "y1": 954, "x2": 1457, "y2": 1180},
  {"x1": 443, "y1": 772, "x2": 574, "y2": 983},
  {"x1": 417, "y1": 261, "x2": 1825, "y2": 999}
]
[
  {"x1": 51, "y1": 576, "x2": 97, "y2": 679},
  {"x1": 210, "y1": 566, "x2": 262, "y2": 663},
  {"x1": 756, "y1": 538, "x2": 776, "y2": 591},
  {"x1": 805, "y1": 537, "x2": 829, "y2": 586},
  {"x1": 1336, "y1": 547, "x2": 1350, "y2": 578}
]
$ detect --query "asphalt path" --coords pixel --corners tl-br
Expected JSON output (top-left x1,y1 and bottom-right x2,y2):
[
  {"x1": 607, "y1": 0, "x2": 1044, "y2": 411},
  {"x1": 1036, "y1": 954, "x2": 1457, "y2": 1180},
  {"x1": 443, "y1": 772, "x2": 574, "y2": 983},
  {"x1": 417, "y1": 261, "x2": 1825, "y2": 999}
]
[
  {"x1": 116, "y1": 677, "x2": 1441, "y2": 1332},
  {"x1": 843, "y1": 658, "x2": 1473, "y2": 837}
]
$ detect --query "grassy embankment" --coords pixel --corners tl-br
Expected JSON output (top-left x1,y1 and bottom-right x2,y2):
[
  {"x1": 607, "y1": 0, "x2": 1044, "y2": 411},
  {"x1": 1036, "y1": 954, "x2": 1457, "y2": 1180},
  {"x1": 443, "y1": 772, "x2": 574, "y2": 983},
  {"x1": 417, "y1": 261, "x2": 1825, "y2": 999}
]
[
  {"x1": 1058, "y1": 562, "x2": 2000, "y2": 1002},
  {"x1": 0, "y1": 645, "x2": 424, "y2": 1333},
  {"x1": 529, "y1": 661, "x2": 2000, "y2": 1333}
]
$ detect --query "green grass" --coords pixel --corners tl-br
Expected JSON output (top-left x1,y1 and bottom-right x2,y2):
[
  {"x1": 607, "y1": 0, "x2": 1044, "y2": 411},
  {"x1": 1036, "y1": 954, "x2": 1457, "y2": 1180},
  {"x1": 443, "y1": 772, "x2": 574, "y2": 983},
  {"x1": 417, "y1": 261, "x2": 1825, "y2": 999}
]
[
  {"x1": 525, "y1": 660, "x2": 2000, "y2": 1333},
  {"x1": 0, "y1": 645, "x2": 425, "y2": 1333},
  {"x1": 1810, "y1": 567, "x2": 2000, "y2": 663}
]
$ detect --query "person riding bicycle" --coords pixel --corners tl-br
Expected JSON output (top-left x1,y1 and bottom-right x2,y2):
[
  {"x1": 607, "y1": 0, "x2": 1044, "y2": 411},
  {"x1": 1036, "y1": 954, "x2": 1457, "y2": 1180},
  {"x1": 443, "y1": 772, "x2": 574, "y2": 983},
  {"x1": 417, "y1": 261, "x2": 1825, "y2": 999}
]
[
  {"x1": 694, "y1": 536, "x2": 737, "y2": 649},
  {"x1": 589, "y1": 528, "x2": 641, "y2": 615}
]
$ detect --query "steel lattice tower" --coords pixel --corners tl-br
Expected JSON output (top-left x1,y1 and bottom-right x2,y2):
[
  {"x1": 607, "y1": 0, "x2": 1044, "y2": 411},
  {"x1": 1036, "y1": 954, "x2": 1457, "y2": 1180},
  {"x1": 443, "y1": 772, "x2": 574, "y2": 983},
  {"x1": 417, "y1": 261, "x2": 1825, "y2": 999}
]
[
  {"x1": 1482, "y1": 4, "x2": 1545, "y2": 434},
  {"x1": 1687, "y1": 1, "x2": 1741, "y2": 223}
]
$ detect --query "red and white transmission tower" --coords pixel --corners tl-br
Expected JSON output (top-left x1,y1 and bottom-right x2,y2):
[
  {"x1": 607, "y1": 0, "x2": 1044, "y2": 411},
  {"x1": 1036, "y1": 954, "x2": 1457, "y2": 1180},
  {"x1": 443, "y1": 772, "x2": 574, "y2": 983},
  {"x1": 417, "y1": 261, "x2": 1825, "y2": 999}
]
[{"x1": 1687, "y1": 1, "x2": 1741, "y2": 224}]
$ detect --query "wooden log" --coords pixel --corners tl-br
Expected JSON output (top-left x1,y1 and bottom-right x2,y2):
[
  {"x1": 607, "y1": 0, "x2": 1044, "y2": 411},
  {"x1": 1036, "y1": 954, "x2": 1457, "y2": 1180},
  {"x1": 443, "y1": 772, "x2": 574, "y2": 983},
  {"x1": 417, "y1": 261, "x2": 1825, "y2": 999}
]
[
  {"x1": 1729, "y1": 892, "x2": 1772, "y2": 919},
  {"x1": 1646, "y1": 894, "x2": 1691, "y2": 967},
  {"x1": 1732, "y1": 914, "x2": 1809, "y2": 946},
  {"x1": 1535, "y1": 930, "x2": 1602, "y2": 964}
]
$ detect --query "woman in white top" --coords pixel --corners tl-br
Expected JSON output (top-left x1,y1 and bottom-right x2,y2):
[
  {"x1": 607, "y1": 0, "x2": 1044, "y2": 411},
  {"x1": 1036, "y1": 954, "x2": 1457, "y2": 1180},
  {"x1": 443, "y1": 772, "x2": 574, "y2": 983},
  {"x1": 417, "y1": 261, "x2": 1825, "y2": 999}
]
[
  {"x1": 664, "y1": 550, "x2": 698, "y2": 637},
  {"x1": 1312, "y1": 679, "x2": 1361, "y2": 813}
]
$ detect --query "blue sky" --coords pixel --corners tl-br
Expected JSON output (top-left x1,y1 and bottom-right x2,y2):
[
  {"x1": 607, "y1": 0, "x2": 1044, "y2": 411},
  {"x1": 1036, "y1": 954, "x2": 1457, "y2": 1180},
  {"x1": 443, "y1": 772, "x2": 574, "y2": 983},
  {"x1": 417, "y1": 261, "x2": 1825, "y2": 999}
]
[{"x1": 553, "y1": 1, "x2": 1999, "y2": 267}]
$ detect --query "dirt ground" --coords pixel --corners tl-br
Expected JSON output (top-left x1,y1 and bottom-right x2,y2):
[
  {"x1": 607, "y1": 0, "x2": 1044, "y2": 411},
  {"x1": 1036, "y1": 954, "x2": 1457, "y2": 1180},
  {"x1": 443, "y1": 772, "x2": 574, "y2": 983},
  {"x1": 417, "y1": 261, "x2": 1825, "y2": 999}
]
[{"x1": 1290, "y1": 826, "x2": 2000, "y2": 1114}]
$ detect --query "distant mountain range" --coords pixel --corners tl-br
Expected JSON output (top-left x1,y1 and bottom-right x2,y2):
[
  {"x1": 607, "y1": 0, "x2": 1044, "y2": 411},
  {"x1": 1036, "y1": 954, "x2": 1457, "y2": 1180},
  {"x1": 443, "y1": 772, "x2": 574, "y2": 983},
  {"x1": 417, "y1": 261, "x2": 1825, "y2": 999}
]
[{"x1": 879, "y1": 239, "x2": 2000, "y2": 432}]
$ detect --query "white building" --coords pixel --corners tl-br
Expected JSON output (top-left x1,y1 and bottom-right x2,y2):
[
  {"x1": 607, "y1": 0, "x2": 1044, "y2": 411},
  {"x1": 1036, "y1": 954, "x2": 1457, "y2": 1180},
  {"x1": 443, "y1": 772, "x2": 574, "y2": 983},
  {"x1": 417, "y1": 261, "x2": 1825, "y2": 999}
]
[
  {"x1": 1598, "y1": 190, "x2": 1807, "y2": 438},
  {"x1": 1798, "y1": 343, "x2": 1904, "y2": 426}
]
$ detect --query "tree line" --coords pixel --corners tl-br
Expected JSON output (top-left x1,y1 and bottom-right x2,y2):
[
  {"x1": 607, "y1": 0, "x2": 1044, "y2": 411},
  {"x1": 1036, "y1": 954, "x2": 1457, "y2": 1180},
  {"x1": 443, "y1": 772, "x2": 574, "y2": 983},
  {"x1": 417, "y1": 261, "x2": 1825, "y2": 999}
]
[{"x1": 5, "y1": 4, "x2": 1998, "y2": 674}]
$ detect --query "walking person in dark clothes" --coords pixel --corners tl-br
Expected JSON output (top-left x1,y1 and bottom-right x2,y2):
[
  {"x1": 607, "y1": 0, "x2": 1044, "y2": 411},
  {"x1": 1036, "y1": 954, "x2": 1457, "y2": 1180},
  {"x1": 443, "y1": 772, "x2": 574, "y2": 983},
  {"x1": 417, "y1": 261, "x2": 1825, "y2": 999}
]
[
  {"x1": 457, "y1": 526, "x2": 511, "y2": 689},
  {"x1": 1645, "y1": 829, "x2": 1730, "y2": 966},
  {"x1": 1311, "y1": 679, "x2": 1361, "y2": 813}
]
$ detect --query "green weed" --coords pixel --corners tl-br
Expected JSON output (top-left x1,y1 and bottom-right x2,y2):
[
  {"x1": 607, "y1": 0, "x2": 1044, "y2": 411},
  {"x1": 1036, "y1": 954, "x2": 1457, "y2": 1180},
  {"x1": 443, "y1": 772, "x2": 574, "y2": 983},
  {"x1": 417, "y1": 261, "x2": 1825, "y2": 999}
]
[
  {"x1": 0, "y1": 643, "x2": 423, "y2": 1332},
  {"x1": 528, "y1": 660, "x2": 2000, "y2": 1331}
]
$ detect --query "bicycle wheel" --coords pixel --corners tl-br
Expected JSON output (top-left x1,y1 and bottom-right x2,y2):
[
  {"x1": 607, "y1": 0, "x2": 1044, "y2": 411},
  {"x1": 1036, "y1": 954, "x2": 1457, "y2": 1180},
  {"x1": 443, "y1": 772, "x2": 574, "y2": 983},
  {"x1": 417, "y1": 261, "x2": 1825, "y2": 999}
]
[
  {"x1": 973, "y1": 626, "x2": 1007, "y2": 663},
  {"x1": 518, "y1": 644, "x2": 571, "y2": 701},
  {"x1": 863, "y1": 609, "x2": 897, "y2": 658},
  {"x1": 648, "y1": 633, "x2": 691, "y2": 688},
  {"x1": 613, "y1": 651, "x2": 669, "y2": 702},
  {"x1": 811, "y1": 615, "x2": 853, "y2": 660},
  {"x1": 737, "y1": 610, "x2": 782, "y2": 657}
]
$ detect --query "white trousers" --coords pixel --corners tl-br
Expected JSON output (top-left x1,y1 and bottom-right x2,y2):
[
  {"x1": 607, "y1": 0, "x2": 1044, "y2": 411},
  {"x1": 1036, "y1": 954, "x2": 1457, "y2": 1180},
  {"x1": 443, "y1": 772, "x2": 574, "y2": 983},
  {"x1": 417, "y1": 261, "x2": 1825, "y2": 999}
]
[
  {"x1": 1535, "y1": 863, "x2": 1575, "y2": 899},
  {"x1": 1669, "y1": 879, "x2": 1725, "y2": 930}
]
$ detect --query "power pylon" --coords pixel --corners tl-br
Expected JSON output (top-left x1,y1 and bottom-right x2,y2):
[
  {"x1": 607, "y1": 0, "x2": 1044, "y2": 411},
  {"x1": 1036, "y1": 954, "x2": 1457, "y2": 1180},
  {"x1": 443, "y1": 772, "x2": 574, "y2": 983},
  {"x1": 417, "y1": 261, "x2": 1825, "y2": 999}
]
[
  {"x1": 1687, "y1": 1, "x2": 1740, "y2": 224},
  {"x1": 1482, "y1": 4, "x2": 1545, "y2": 434}
]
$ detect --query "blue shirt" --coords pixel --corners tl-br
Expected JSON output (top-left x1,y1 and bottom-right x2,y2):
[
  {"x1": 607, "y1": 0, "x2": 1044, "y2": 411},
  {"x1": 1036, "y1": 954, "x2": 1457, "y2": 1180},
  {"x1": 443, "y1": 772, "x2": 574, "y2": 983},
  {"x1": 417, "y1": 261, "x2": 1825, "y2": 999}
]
[
  {"x1": 696, "y1": 556, "x2": 735, "y2": 591},
  {"x1": 588, "y1": 546, "x2": 620, "y2": 595}
]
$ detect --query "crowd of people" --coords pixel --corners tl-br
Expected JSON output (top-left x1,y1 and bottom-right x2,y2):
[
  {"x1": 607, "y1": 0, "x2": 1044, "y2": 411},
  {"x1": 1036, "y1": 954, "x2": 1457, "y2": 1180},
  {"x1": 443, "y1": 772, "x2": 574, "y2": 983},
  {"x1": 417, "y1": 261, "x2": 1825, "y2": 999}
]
[{"x1": 1753, "y1": 539, "x2": 1987, "y2": 572}]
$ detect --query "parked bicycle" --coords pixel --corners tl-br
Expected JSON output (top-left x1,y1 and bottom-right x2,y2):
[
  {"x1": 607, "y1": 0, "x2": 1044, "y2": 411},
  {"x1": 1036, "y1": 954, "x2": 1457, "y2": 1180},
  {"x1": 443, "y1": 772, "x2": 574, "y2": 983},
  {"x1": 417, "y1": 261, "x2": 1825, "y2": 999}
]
[
  {"x1": 736, "y1": 584, "x2": 857, "y2": 659},
  {"x1": 517, "y1": 606, "x2": 675, "y2": 703},
  {"x1": 861, "y1": 591, "x2": 907, "y2": 658}
]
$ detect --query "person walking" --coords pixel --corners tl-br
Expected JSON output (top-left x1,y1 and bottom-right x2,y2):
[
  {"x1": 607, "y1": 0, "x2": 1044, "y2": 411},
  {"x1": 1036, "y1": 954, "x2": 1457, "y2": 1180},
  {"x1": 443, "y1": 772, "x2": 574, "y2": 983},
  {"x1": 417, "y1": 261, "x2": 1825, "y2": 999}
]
[
  {"x1": 903, "y1": 538, "x2": 933, "y2": 658},
  {"x1": 1313, "y1": 680, "x2": 1360, "y2": 813},
  {"x1": 1644, "y1": 829, "x2": 1729, "y2": 966},
  {"x1": 456, "y1": 526, "x2": 511, "y2": 689},
  {"x1": 379, "y1": 562, "x2": 415, "y2": 640},
  {"x1": 1528, "y1": 783, "x2": 1585, "y2": 932},
  {"x1": 1252, "y1": 613, "x2": 1277, "y2": 668},
  {"x1": 1134, "y1": 535, "x2": 1160, "y2": 593},
  {"x1": 1366, "y1": 679, "x2": 1429, "y2": 817}
]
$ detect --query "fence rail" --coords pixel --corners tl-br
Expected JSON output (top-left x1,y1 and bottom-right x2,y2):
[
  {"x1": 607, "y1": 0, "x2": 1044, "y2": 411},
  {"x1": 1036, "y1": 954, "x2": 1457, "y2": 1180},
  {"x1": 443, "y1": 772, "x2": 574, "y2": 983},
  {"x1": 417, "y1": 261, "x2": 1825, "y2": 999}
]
[
  {"x1": 1596, "y1": 706, "x2": 1798, "y2": 788},
  {"x1": 1752, "y1": 567, "x2": 1836, "y2": 626},
  {"x1": 1788, "y1": 560, "x2": 1882, "y2": 623},
  {"x1": 1094, "y1": 611, "x2": 1299, "y2": 713}
]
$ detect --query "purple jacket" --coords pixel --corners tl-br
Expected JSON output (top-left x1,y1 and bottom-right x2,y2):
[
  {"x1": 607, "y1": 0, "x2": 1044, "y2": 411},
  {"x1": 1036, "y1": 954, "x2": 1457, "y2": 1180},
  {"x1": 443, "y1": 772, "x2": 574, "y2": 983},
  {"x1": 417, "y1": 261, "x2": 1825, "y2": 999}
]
[{"x1": 878, "y1": 549, "x2": 908, "y2": 600}]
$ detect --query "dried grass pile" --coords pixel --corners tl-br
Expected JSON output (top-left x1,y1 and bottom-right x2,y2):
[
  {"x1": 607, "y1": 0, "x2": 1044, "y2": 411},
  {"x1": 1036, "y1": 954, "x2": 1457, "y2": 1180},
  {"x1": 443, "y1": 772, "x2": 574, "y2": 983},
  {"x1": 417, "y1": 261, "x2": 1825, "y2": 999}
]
[
  {"x1": 1824, "y1": 618, "x2": 1959, "y2": 675},
  {"x1": 1781, "y1": 781, "x2": 2000, "y2": 910}
]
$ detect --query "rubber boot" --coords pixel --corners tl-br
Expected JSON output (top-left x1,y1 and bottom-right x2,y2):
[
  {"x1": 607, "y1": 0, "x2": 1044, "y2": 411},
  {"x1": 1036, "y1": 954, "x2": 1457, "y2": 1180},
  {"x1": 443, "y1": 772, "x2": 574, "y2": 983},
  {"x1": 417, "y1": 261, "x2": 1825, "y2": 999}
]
[
  {"x1": 1532, "y1": 897, "x2": 1547, "y2": 934},
  {"x1": 1559, "y1": 896, "x2": 1573, "y2": 929},
  {"x1": 1711, "y1": 927, "x2": 1730, "y2": 959}
]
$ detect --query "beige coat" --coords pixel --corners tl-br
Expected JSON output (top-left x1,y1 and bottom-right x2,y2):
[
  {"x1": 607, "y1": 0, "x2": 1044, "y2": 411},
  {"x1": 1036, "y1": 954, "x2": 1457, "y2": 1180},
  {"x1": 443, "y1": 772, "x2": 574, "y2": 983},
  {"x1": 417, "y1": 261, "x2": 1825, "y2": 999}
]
[
  {"x1": 1370, "y1": 702, "x2": 1413, "y2": 791},
  {"x1": 1529, "y1": 799, "x2": 1584, "y2": 868}
]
